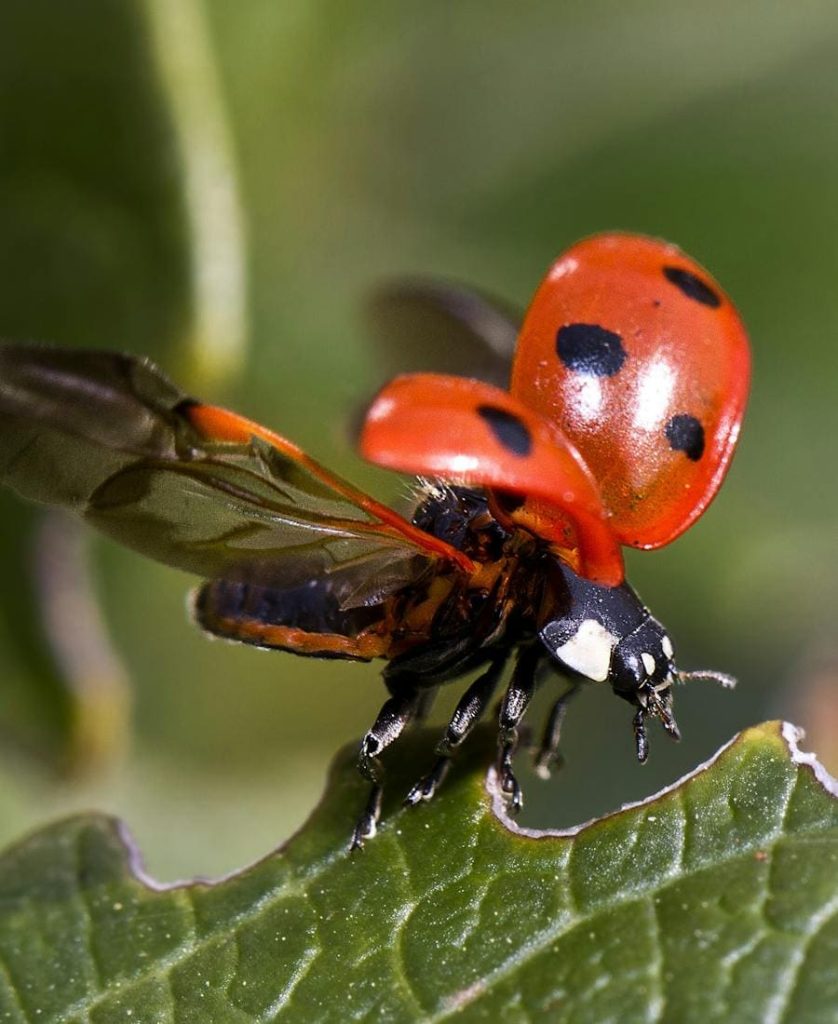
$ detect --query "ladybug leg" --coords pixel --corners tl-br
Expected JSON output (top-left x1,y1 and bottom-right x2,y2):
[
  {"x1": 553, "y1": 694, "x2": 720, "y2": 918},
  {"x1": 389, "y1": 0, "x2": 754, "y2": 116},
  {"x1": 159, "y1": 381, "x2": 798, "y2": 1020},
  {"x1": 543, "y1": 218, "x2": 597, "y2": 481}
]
[
  {"x1": 404, "y1": 755, "x2": 451, "y2": 807},
  {"x1": 351, "y1": 677, "x2": 424, "y2": 850},
  {"x1": 404, "y1": 652, "x2": 508, "y2": 806},
  {"x1": 497, "y1": 645, "x2": 543, "y2": 814},
  {"x1": 534, "y1": 681, "x2": 580, "y2": 779},
  {"x1": 632, "y1": 707, "x2": 649, "y2": 763}
]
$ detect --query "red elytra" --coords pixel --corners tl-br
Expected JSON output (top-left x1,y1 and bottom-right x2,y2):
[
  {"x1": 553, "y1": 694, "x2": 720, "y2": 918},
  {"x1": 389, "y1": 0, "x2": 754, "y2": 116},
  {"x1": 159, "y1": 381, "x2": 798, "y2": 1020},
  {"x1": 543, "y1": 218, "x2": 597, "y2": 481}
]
[
  {"x1": 511, "y1": 232, "x2": 751, "y2": 549},
  {"x1": 361, "y1": 232, "x2": 750, "y2": 581},
  {"x1": 362, "y1": 373, "x2": 622, "y2": 584}
]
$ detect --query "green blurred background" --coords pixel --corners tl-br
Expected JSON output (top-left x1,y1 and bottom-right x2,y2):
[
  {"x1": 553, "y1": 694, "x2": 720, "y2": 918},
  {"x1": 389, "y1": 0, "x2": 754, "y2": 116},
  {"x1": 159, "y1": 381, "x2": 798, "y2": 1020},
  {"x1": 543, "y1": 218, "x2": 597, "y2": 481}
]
[{"x1": 1, "y1": 0, "x2": 837, "y2": 880}]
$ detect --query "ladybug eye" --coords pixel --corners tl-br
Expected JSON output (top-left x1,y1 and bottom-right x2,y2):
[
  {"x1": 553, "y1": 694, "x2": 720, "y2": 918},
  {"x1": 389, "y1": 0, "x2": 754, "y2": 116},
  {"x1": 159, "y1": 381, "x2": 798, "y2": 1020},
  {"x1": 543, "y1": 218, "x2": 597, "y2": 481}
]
[
  {"x1": 556, "y1": 323, "x2": 627, "y2": 377},
  {"x1": 665, "y1": 414, "x2": 705, "y2": 461},
  {"x1": 476, "y1": 404, "x2": 532, "y2": 456},
  {"x1": 662, "y1": 265, "x2": 721, "y2": 308}
]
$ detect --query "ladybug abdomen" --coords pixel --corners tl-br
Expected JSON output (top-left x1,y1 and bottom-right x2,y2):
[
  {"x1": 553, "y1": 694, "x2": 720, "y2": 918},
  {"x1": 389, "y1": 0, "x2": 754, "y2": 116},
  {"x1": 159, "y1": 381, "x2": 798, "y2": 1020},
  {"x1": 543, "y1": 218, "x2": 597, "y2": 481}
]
[
  {"x1": 511, "y1": 233, "x2": 750, "y2": 548},
  {"x1": 193, "y1": 577, "x2": 392, "y2": 660}
]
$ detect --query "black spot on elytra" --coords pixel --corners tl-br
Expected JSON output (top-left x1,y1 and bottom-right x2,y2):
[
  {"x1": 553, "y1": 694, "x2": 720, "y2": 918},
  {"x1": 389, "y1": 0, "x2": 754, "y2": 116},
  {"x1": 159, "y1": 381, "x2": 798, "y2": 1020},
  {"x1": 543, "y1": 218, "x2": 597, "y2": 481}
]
[
  {"x1": 663, "y1": 266, "x2": 721, "y2": 308},
  {"x1": 476, "y1": 405, "x2": 532, "y2": 457},
  {"x1": 556, "y1": 323, "x2": 626, "y2": 376},
  {"x1": 665, "y1": 414, "x2": 705, "y2": 461}
]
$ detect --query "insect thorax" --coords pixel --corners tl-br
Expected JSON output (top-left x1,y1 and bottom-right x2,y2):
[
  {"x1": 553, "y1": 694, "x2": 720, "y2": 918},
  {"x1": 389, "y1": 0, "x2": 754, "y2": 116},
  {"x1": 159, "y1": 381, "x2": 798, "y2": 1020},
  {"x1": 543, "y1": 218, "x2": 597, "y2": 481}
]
[
  {"x1": 410, "y1": 481, "x2": 509, "y2": 560},
  {"x1": 406, "y1": 482, "x2": 676, "y2": 698}
]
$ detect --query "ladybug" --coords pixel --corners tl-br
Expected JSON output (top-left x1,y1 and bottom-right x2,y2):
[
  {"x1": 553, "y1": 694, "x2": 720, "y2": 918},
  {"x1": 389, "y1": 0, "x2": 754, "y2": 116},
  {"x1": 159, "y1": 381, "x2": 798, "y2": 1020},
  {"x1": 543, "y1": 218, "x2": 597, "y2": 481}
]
[{"x1": 0, "y1": 233, "x2": 750, "y2": 848}]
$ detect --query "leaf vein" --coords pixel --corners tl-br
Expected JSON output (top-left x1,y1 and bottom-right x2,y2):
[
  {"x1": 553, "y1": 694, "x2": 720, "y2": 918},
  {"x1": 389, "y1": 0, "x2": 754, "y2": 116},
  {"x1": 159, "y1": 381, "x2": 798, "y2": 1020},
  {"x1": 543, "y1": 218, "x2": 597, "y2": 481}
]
[
  {"x1": 765, "y1": 891, "x2": 838, "y2": 1024},
  {"x1": 645, "y1": 895, "x2": 666, "y2": 1024},
  {"x1": 385, "y1": 838, "x2": 425, "y2": 1019},
  {"x1": 426, "y1": 828, "x2": 800, "y2": 1022},
  {"x1": 0, "y1": 953, "x2": 28, "y2": 1024},
  {"x1": 73, "y1": 828, "x2": 106, "y2": 996},
  {"x1": 254, "y1": 944, "x2": 319, "y2": 1023}
]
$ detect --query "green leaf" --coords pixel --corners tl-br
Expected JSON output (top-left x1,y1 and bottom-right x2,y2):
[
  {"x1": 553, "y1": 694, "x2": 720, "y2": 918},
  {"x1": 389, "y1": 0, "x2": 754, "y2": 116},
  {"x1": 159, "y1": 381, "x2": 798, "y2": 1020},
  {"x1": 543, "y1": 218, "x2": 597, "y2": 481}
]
[{"x1": 1, "y1": 721, "x2": 836, "y2": 1022}]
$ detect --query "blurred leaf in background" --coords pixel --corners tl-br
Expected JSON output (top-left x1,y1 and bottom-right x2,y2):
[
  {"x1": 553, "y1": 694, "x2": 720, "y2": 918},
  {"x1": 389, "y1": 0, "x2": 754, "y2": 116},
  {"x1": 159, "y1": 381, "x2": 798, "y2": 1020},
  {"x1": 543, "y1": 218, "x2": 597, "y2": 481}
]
[
  {"x1": 0, "y1": 0, "x2": 191, "y2": 773},
  {"x1": 1, "y1": 0, "x2": 838, "y2": 881}
]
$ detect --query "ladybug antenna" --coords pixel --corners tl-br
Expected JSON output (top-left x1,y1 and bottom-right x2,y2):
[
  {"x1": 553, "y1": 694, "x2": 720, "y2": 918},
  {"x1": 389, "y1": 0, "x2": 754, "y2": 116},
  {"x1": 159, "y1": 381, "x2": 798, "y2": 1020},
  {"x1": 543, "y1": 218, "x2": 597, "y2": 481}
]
[{"x1": 679, "y1": 669, "x2": 737, "y2": 689}]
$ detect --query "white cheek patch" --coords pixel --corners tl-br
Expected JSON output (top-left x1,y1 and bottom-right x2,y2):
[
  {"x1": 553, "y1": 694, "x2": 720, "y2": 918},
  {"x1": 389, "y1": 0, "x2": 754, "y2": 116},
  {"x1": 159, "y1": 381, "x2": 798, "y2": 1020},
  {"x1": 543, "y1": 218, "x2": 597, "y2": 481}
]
[
  {"x1": 554, "y1": 619, "x2": 618, "y2": 683},
  {"x1": 641, "y1": 652, "x2": 656, "y2": 676},
  {"x1": 661, "y1": 634, "x2": 674, "y2": 660}
]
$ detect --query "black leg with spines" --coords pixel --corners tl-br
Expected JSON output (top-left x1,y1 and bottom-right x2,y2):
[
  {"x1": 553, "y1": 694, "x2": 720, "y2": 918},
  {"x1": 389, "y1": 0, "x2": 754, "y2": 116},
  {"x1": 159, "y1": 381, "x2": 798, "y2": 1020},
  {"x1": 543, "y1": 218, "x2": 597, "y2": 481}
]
[
  {"x1": 633, "y1": 707, "x2": 649, "y2": 764},
  {"x1": 497, "y1": 645, "x2": 543, "y2": 814},
  {"x1": 534, "y1": 681, "x2": 580, "y2": 779},
  {"x1": 351, "y1": 678, "x2": 424, "y2": 850},
  {"x1": 404, "y1": 653, "x2": 508, "y2": 806}
]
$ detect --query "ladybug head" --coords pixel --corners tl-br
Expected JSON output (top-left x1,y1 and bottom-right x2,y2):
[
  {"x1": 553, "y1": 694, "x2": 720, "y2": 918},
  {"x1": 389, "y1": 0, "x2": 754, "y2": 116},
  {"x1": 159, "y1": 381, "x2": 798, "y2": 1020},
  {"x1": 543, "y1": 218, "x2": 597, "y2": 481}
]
[
  {"x1": 609, "y1": 620, "x2": 737, "y2": 758},
  {"x1": 610, "y1": 617, "x2": 675, "y2": 694},
  {"x1": 608, "y1": 617, "x2": 680, "y2": 733},
  {"x1": 539, "y1": 559, "x2": 736, "y2": 760}
]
